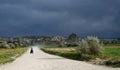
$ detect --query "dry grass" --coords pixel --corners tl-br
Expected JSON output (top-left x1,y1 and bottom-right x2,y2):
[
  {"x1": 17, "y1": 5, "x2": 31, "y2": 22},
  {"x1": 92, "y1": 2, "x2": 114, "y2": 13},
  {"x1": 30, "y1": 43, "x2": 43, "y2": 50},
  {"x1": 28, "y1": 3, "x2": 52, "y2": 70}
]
[{"x1": 44, "y1": 48, "x2": 76, "y2": 52}]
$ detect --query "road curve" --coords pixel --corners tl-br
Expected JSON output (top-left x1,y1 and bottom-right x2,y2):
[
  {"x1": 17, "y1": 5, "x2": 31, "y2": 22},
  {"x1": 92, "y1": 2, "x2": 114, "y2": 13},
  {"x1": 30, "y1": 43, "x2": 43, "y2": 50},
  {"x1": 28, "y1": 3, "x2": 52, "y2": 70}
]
[{"x1": 0, "y1": 46, "x2": 119, "y2": 70}]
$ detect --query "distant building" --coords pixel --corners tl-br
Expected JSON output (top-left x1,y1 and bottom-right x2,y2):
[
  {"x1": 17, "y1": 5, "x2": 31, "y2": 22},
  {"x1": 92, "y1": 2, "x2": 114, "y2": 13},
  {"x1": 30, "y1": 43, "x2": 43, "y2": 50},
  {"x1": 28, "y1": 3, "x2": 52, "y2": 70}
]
[
  {"x1": 51, "y1": 36, "x2": 66, "y2": 42},
  {"x1": 100, "y1": 38, "x2": 120, "y2": 44}
]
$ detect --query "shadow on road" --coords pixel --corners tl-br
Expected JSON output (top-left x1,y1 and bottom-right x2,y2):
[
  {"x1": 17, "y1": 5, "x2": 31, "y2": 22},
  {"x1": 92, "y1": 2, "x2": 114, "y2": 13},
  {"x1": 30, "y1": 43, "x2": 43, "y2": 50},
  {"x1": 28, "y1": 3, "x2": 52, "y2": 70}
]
[{"x1": 37, "y1": 58, "x2": 64, "y2": 60}]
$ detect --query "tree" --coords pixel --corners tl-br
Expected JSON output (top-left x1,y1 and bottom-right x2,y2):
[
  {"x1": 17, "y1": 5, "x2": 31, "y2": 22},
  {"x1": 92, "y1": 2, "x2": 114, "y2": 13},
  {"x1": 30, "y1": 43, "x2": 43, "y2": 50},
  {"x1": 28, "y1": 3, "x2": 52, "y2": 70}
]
[
  {"x1": 67, "y1": 33, "x2": 79, "y2": 42},
  {"x1": 67, "y1": 33, "x2": 80, "y2": 47}
]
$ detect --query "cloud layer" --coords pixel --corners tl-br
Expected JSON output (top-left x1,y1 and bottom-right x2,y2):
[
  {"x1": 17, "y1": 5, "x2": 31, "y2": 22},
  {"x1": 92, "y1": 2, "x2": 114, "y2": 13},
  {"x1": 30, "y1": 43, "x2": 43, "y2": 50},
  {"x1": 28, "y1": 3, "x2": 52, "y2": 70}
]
[{"x1": 0, "y1": 0, "x2": 120, "y2": 37}]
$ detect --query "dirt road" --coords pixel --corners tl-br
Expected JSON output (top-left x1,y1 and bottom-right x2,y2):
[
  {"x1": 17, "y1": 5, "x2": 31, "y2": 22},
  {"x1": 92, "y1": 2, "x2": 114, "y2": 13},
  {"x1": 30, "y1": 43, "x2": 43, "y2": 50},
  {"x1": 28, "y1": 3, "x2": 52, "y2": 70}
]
[{"x1": 0, "y1": 46, "x2": 119, "y2": 70}]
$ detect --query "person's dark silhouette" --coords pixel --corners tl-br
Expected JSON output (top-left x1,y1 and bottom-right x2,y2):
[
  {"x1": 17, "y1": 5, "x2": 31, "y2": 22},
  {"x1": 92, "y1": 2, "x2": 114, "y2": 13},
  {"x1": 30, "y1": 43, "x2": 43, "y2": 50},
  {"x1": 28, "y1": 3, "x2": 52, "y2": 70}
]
[{"x1": 30, "y1": 47, "x2": 33, "y2": 54}]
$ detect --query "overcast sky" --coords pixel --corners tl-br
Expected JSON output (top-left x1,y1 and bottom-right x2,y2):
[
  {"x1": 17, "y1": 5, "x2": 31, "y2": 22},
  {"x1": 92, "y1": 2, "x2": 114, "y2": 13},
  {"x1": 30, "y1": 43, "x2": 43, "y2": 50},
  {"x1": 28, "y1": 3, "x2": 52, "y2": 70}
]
[{"x1": 0, "y1": 0, "x2": 120, "y2": 38}]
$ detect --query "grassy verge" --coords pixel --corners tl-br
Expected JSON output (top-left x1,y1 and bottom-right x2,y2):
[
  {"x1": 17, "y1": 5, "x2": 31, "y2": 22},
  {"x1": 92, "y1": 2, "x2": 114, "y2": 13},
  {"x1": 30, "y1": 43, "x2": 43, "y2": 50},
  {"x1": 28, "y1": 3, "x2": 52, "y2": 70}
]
[
  {"x1": 41, "y1": 48, "x2": 81, "y2": 60},
  {"x1": 41, "y1": 47, "x2": 94, "y2": 61},
  {"x1": 41, "y1": 47, "x2": 120, "y2": 67},
  {"x1": 0, "y1": 48, "x2": 28, "y2": 64},
  {"x1": 98, "y1": 48, "x2": 120, "y2": 67}
]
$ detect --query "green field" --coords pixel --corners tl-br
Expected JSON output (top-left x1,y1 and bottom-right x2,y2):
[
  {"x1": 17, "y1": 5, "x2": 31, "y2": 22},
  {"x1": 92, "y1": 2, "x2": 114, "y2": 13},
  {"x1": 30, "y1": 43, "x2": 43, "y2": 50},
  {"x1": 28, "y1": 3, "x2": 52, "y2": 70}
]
[
  {"x1": 0, "y1": 48, "x2": 28, "y2": 64},
  {"x1": 103, "y1": 48, "x2": 120, "y2": 57}
]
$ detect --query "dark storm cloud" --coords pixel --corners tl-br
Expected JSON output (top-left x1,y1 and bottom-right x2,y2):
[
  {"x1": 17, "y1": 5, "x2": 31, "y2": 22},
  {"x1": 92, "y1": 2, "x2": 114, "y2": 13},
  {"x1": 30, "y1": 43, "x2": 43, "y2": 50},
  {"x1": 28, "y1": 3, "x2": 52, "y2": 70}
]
[{"x1": 0, "y1": 0, "x2": 120, "y2": 37}]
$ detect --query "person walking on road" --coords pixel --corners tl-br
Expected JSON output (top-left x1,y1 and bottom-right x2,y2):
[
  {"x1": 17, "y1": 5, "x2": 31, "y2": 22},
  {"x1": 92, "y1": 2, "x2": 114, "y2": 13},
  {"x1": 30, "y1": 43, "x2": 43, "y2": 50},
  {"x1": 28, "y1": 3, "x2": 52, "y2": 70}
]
[{"x1": 30, "y1": 47, "x2": 33, "y2": 54}]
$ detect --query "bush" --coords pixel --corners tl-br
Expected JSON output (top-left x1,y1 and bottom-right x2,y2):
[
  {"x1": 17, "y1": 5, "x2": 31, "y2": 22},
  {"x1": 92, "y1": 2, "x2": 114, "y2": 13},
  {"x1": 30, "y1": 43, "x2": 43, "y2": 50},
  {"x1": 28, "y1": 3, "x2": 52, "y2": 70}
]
[
  {"x1": 0, "y1": 42, "x2": 10, "y2": 48},
  {"x1": 76, "y1": 39, "x2": 89, "y2": 54},
  {"x1": 77, "y1": 36, "x2": 103, "y2": 55},
  {"x1": 105, "y1": 59, "x2": 120, "y2": 67},
  {"x1": 8, "y1": 43, "x2": 16, "y2": 49},
  {"x1": 58, "y1": 41, "x2": 66, "y2": 47},
  {"x1": 86, "y1": 36, "x2": 103, "y2": 55}
]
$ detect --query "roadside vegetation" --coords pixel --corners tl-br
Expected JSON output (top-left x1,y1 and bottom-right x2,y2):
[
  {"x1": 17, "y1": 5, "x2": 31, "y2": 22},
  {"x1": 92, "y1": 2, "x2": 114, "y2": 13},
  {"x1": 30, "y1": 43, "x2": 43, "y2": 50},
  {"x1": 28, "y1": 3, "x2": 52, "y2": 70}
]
[
  {"x1": 0, "y1": 48, "x2": 28, "y2": 64},
  {"x1": 0, "y1": 37, "x2": 29, "y2": 64},
  {"x1": 41, "y1": 47, "x2": 120, "y2": 67},
  {"x1": 41, "y1": 36, "x2": 120, "y2": 67}
]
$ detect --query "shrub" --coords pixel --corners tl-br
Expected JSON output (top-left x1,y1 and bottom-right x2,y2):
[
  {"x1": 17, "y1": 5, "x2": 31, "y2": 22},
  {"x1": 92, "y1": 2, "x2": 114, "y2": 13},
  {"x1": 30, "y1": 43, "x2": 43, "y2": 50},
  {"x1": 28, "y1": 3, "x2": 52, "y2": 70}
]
[
  {"x1": 86, "y1": 36, "x2": 103, "y2": 55},
  {"x1": 77, "y1": 36, "x2": 103, "y2": 55},
  {"x1": 58, "y1": 41, "x2": 66, "y2": 47},
  {"x1": 105, "y1": 59, "x2": 120, "y2": 67},
  {"x1": 76, "y1": 39, "x2": 90, "y2": 54},
  {"x1": 8, "y1": 43, "x2": 16, "y2": 49},
  {"x1": 0, "y1": 42, "x2": 10, "y2": 48}
]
